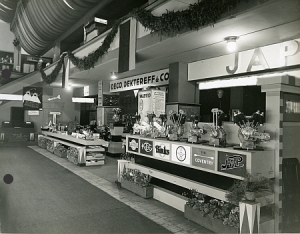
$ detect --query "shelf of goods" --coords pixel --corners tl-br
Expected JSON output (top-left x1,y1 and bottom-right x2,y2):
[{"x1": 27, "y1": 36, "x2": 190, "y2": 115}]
[
  {"x1": 39, "y1": 131, "x2": 108, "y2": 166},
  {"x1": 124, "y1": 135, "x2": 275, "y2": 233}
]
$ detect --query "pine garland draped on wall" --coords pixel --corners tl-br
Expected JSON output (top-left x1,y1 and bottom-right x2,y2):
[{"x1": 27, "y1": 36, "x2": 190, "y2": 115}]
[{"x1": 40, "y1": 0, "x2": 247, "y2": 84}]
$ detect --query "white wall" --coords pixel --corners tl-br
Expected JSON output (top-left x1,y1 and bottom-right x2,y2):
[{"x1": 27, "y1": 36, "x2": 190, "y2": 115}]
[{"x1": 0, "y1": 20, "x2": 14, "y2": 53}]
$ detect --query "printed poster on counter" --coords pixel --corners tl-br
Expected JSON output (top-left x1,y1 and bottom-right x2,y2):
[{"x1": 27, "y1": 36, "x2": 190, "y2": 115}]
[
  {"x1": 138, "y1": 89, "x2": 166, "y2": 122},
  {"x1": 217, "y1": 151, "x2": 246, "y2": 176},
  {"x1": 171, "y1": 144, "x2": 191, "y2": 165},
  {"x1": 154, "y1": 141, "x2": 170, "y2": 161},
  {"x1": 23, "y1": 86, "x2": 43, "y2": 110},
  {"x1": 191, "y1": 148, "x2": 215, "y2": 170}
]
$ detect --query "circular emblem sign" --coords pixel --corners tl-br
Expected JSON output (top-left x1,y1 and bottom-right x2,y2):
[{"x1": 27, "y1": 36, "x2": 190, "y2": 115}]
[{"x1": 176, "y1": 146, "x2": 186, "y2": 162}]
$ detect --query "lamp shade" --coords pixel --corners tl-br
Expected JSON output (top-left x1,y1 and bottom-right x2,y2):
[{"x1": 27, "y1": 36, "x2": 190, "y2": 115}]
[
  {"x1": 217, "y1": 89, "x2": 224, "y2": 99},
  {"x1": 225, "y1": 36, "x2": 238, "y2": 52}
]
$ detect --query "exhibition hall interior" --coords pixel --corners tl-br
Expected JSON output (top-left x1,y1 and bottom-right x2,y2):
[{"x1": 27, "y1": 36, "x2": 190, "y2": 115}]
[{"x1": 0, "y1": 0, "x2": 300, "y2": 233}]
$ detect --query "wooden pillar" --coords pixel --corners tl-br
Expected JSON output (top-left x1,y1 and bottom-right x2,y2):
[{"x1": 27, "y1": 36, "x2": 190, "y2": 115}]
[
  {"x1": 239, "y1": 201, "x2": 260, "y2": 233},
  {"x1": 261, "y1": 83, "x2": 282, "y2": 233}
]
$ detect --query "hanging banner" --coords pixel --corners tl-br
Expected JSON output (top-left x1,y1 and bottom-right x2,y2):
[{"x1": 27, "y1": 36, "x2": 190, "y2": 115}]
[
  {"x1": 23, "y1": 86, "x2": 43, "y2": 110},
  {"x1": 110, "y1": 69, "x2": 169, "y2": 92}
]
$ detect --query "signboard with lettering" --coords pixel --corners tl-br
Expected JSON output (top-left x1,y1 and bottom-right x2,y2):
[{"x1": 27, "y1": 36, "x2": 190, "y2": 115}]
[
  {"x1": 110, "y1": 69, "x2": 169, "y2": 92},
  {"x1": 128, "y1": 137, "x2": 139, "y2": 153},
  {"x1": 189, "y1": 38, "x2": 300, "y2": 81},
  {"x1": 171, "y1": 144, "x2": 191, "y2": 165},
  {"x1": 140, "y1": 139, "x2": 154, "y2": 156},
  {"x1": 154, "y1": 141, "x2": 170, "y2": 161},
  {"x1": 191, "y1": 148, "x2": 215, "y2": 170},
  {"x1": 217, "y1": 151, "x2": 246, "y2": 176}
]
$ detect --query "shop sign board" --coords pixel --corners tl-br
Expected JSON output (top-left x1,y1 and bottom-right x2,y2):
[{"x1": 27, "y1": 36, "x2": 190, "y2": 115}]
[
  {"x1": 28, "y1": 110, "x2": 39, "y2": 116},
  {"x1": 189, "y1": 38, "x2": 300, "y2": 81},
  {"x1": 154, "y1": 141, "x2": 170, "y2": 161},
  {"x1": 128, "y1": 137, "x2": 139, "y2": 153},
  {"x1": 217, "y1": 151, "x2": 246, "y2": 176},
  {"x1": 191, "y1": 148, "x2": 215, "y2": 170},
  {"x1": 110, "y1": 69, "x2": 169, "y2": 92},
  {"x1": 140, "y1": 139, "x2": 154, "y2": 156},
  {"x1": 171, "y1": 144, "x2": 191, "y2": 165}
]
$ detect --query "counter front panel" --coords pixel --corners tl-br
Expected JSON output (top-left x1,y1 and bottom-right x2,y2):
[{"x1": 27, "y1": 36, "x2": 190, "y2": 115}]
[{"x1": 126, "y1": 135, "x2": 274, "y2": 180}]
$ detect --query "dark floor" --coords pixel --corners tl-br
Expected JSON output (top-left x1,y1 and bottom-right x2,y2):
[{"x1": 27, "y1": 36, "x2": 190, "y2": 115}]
[{"x1": 0, "y1": 143, "x2": 171, "y2": 233}]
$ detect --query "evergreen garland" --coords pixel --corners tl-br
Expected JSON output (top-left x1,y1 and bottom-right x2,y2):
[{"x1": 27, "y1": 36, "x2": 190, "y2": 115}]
[
  {"x1": 40, "y1": 0, "x2": 247, "y2": 83},
  {"x1": 67, "y1": 19, "x2": 122, "y2": 70},
  {"x1": 39, "y1": 54, "x2": 65, "y2": 84}
]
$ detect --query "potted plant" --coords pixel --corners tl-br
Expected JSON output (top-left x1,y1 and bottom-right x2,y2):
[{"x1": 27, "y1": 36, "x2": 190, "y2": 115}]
[
  {"x1": 183, "y1": 189, "x2": 239, "y2": 233},
  {"x1": 226, "y1": 173, "x2": 273, "y2": 204},
  {"x1": 121, "y1": 166, "x2": 153, "y2": 198}
]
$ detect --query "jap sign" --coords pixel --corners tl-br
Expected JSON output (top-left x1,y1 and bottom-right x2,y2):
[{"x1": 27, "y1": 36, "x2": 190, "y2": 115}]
[
  {"x1": 171, "y1": 144, "x2": 191, "y2": 165},
  {"x1": 140, "y1": 139, "x2": 154, "y2": 156},
  {"x1": 217, "y1": 151, "x2": 246, "y2": 176},
  {"x1": 128, "y1": 137, "x2": 139, "y2": 153},
  {"x1": 110, "y1": 69, "x2": 169, "y2": 92},
  {"x1": 191, "y1": 148, "x2": 215, "y2": 170},
  {"x1": 189, "y1": 38, "x2": 300, "y2": 81},
  {"x1": 154, "y1": 142, "x2": 170, "y2": 160}
]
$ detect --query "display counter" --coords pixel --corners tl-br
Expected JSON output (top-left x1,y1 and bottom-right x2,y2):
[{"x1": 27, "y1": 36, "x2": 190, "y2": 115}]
[
  {"x1": 40, "y1": 131, "x2": 109, "y2": 166},
  {"x1": 123, "y1": 135, "x2": 275, "y2": 233},
  {"x1": 126, "y1": 135, "x2": 274, "y2": 180},
  {"x1": 0, "y1": 127, "x2": 35, "y2": 142},
  {"x1": 42, "y1": 131, "x2": 108, "y2": 146}
]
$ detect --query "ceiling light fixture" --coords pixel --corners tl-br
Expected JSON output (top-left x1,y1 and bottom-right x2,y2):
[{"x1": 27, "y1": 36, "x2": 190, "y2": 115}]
[
  {"x1": 225, "y1": 36, "x2": 239, "y2": 52},
  {"x1": 111, "y1": 72, "x2": 117, "y2": 79}
]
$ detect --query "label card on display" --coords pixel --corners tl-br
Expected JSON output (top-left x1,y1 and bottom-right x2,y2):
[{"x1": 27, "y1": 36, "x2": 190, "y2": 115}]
[
  {"x1": 128, "y1": 137, "x2": 139, "y2": 153},
  {"x1": 140, "y1": 139, "x2": 154, "y2": 156},
  {"x1": 217, "y1": 151, "x2": 246, "y2": 176},
  {"x1": 154, "y1": 141, "x2": 170, "y2": 161},
  {"x1": 191, "y1": 148, "x2": 215, "y2": 170},
  {"x1": 171, "y1": 144, "x2": 191, "y2": 165}
]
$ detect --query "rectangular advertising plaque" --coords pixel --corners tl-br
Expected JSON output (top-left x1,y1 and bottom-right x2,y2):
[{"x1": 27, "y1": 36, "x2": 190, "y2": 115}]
[
  {"x1": 171, "y1": 144, "x2": 191, "y2": 165},
  {"x1": 140, "y1": 139, "x2": 154, "y2": 156},
  {"x1": 217, "y1": 151, "x2": 246, "y2": 176},
  {"x1": 191, "y1": 148, "x2": 215, "y2": 170},
  {"x1": 127, "y1": 137, "x2": 139, "y2": 153},
  {"x1": 154, "y1": 141, "x2": 170, "y2": 161}
]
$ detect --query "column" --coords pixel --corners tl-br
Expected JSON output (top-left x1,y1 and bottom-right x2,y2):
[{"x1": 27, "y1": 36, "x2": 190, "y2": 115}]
[
  {"x1": 168, "y1": 62, "x2": 197, "y2": 103},
  {"x1": 13, "y1": 44, "x2": 21, "y2": 72}
]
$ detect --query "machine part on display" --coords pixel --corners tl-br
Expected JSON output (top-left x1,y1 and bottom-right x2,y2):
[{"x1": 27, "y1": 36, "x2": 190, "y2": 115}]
[
  {"x1": 237, "y1": 121, "x2": 270, "y2": 149},
  {"x1": 203, "y1": 108, "x2": 227, "y2": 146}
]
